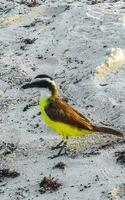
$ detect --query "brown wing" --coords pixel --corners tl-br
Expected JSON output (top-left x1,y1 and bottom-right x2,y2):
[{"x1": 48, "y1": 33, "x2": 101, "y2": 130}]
[{"x1": 45, "y1": 97, "x2": 93, "y2": 130}]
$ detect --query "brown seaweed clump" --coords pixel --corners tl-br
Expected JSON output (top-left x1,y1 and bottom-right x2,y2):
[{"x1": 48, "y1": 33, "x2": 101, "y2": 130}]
[{"x1": 39, "y1": 176, "x2": 62, "y2": 194}]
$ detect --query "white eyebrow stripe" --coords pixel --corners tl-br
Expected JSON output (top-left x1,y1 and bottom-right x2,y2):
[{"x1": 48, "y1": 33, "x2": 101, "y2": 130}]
[{"x1": 33, "y1": 78, "x2": 56, "y2": 86}]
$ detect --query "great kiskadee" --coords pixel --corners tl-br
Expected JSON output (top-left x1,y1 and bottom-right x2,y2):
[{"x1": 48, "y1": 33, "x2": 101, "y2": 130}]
[{"x1": 21, "y1": 74, "x2": 123, "y2": 158}]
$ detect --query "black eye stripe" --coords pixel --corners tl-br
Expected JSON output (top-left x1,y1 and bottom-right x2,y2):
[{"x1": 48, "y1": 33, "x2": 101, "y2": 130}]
[
  {"x1": 34, "y1": 74, "x2": 53, "y2": 80},
  {"x1": 22, "y1": 80, "x2": 54, "y2": 91}
]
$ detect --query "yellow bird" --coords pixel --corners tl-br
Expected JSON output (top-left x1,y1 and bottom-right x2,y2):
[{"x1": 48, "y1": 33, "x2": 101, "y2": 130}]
[{"x1": 22, "y1": 74, "x2": 123, "y2": 158}]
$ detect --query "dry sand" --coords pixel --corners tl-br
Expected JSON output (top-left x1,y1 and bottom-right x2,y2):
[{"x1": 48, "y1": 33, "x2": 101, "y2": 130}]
[{"x1": 0, "y1": 0, "x2": 125, "y2": 199}]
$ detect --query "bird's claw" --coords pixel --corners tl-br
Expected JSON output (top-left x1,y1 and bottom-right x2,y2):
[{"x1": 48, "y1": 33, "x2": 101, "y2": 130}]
[
  {"x1": 51, "y1": 140, "x2": 64, "y2": 150},
  {"x1": 49, "y1": 145, "x2": 69, "y2": 159}
]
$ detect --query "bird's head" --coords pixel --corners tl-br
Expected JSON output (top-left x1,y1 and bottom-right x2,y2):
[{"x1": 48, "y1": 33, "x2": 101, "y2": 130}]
[{"x1": 21, "y1": 74, "x2": 58, "y2": 97}]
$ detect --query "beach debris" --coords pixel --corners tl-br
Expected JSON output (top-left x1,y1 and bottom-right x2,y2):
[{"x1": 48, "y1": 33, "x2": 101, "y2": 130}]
[
  {"x1": 115, "y1": 151, "x2": 125, "y2": 166},
  {"x1": 83, "y1": 150, "x2": 100, "y2": 158},
  {"x1": 79, "y1": 183, "x2": 91, "y2": 192},
  {"x1": 23, "y1": 38, "x2": 36, "y2": 45},
  {"x1": 0, "y1": 142, "x2": 17, "y2": 156},
  {"x1": 23, "y1": 100, "x2": 38, "y2": 112},
  {"x1": 19, "y1": 0, "x2": 37, "y2": 7},
  {"x1": 53, "y1": 162, "x2": 66, "y2": 170},
  {"x1": 0, "y1": 169, "x2": 20, "y2": 182},
  {"x1": 39, "y1": 176, "x2": 62, "y2": 194}
]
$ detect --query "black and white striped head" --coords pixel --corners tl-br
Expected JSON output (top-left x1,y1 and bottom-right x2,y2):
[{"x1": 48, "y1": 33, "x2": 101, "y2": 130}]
[{"x1": 21, "y1": 74, "x2": 58, "y2": 97}]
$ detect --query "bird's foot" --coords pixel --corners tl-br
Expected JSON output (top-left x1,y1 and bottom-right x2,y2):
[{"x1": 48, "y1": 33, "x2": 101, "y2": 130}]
[
  {"x1": 51, "y1": 140, "x2": 64, "y2": 150},
  {"x1": 49, "y1": 142, "x2": 69, "y2": 159}
]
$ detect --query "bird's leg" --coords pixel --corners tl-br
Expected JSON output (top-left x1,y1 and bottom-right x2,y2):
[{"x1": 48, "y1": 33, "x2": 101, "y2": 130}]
[
  {"x1": 51, "y1": 139, "x2": 64, "y2": 150},
  {"x1": 49, "y1": 137, "x2": 69, "y2": 159}
]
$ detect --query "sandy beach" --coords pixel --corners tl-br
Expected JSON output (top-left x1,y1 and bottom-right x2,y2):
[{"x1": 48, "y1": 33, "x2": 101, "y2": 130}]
[{"x1": 0, "y1": 0, "x2": 125, "y2": 199}]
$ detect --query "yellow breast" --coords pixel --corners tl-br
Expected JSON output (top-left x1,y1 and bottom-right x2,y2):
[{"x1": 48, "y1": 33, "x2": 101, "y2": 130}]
[{"x1": 39, "y1": 97, "x2": 92, "y2": 139}]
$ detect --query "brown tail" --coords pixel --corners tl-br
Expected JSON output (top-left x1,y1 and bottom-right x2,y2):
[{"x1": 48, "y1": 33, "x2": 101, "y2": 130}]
[{"x1": 93, "y1": 126, "x2": 124, "y2": 138}]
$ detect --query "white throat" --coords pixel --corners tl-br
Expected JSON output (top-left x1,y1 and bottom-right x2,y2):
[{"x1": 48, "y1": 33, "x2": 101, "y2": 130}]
[{"x1": 40, "y1": 88, "x2": 51, "y2": 99}]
